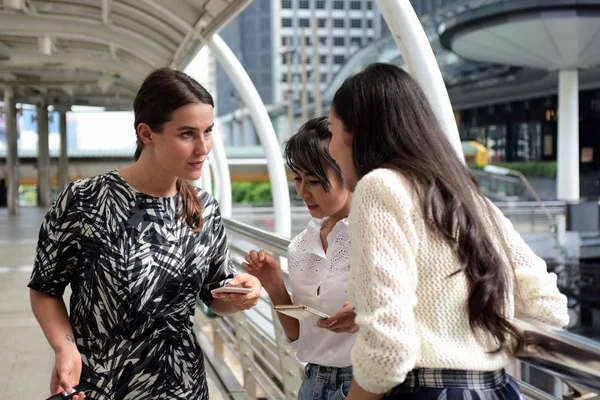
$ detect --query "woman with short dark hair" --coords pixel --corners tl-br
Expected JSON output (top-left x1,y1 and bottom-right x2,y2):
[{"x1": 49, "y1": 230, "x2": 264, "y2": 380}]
[{"x1": 243, "y1": 117, "x2": 357, "y2": 400}]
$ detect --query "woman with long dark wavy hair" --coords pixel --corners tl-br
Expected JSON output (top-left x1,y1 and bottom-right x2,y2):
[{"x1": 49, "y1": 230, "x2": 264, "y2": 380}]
[{"x1": 327, "y1": 63, "x2": 569, "y2": 400}]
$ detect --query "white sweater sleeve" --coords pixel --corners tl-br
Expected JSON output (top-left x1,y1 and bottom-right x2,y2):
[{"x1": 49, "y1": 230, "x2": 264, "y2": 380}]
[
  {"x1": 495, "y1": 208, "x2": 570, "y2": 327},
  {"x1": 349, "y1": 172, "x2": 421, "y2": 394}
]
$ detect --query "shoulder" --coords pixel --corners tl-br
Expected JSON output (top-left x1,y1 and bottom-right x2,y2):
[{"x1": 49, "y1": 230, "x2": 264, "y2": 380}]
[
  {"x1": 68, "y1": 171, "x2": 126, "y2": 195},
  {"x1": 65, "y1": 171, "x2": 129, "y2": 205},
  {"x1": 51, "y1": 173, "x2": 106, "y2": 209},
  {"x1": 355, "y1": 168, "x2": 416, "y2": 206}
]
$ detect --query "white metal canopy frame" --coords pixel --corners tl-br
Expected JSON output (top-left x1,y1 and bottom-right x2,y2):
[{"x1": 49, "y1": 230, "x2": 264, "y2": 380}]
[
  {"x1": 375, "y1": 0, "x2": 463, "y2": 161},
  {"x1": 207, "y1": 34, "x2": 292, "y2": 238},
  {"x1": 0, "y1": 0, "x2": 252, "y2": 109}
]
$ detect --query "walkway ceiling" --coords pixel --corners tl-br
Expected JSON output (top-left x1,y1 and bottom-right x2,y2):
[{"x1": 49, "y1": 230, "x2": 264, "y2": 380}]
[
  {"x1": 439, "y1": 1, "x2": 600, "y2": 71},
  {"x1": 0, "y1": 0, "x2": 251, "y2": 111}
]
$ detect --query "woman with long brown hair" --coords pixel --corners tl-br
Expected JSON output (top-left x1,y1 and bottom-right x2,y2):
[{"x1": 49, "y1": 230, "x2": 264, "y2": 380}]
[
  {"x1": 327, "y1": 63, "x2": 569, "y2": 399},
  {"x1": 29, "y1": 67, "x2": 261, "y2": 400}
]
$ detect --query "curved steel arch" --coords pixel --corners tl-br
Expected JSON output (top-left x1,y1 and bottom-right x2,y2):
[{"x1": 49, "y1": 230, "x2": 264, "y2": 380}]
[
  {"x1": 207, "y1": 34, "x2": 291, "y2": 238},
  {"x1": 376, "y1": 0, "x2": 464, "y2": 161}
]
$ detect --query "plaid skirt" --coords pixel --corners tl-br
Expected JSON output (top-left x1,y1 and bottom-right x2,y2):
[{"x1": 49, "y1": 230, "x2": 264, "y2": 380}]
[{"x1": 382, "y1": 369, "x2": 525, "y2": 400}]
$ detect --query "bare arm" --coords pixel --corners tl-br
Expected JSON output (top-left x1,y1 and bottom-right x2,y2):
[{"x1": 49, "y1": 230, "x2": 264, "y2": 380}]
[
  {"x1": 265, "y1": 282, "x2": 299, "y2": 342},
  {"x1": 242, "y1": 250, "x2": 300, "y2": 342},
  {"x1": 30, "y1": 289, "x2": 76, "y2": 352},
  {"x1": 30, "y1": 289, "x2": 85, "y2": 399}
]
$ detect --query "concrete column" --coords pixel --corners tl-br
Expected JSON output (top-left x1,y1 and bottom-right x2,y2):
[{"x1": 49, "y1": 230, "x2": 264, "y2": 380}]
[
  {"x1": 210, "y1": 126, "x2": 232, "y2": 218},
  {"x1": 4, "y1": 88, "x2": 19, "y2": 215},
  {"x1": 557, "y1": 69, "x2": 579, "y2": 201},
  {"x1": 36, "y1": 102, "x2": 51, "y2": 207},
  {"x1": 57, "y1": 110, "x2": 69, "y2": 190},
  {"x1": 312, "y1": 17, "x2": 322, "y2": 118}
]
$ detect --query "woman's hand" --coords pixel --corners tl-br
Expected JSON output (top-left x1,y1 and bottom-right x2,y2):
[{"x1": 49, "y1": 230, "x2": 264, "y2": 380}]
[
  {"x1": 242, "y1": 250, "x2": 284, "y2": 293},
  {"x1": 316, "y1": 302, "x2": 358, "y2": 333},
  {"x1": 211, "y1": 273, "x2": 262, "y2": 311},
  {"x1": 51, "y1": 343, "x2": 86, "y2": 399}
]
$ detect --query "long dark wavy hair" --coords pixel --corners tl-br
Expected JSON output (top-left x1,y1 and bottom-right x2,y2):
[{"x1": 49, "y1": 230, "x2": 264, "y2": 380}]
[
  {"x1": 331, "y1": 63, "x2": 524, "y2": 354},
  {"x1": 284, "y1": 116, "x2": 343, "y2": 192},
  {"x1": 133, "y1": 67, "x2": 214, "y2": 232}
]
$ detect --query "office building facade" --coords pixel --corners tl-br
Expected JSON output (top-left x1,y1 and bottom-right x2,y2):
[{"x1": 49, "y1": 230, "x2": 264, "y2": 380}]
[{"x1": 216, "y1": 0, "x2": 386, "y2": 145}]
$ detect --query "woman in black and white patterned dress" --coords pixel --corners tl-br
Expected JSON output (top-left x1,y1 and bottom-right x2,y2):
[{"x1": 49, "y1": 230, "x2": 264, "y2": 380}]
[{"x1": 28, "y1": 68, "x2": 262, "y2": 400}]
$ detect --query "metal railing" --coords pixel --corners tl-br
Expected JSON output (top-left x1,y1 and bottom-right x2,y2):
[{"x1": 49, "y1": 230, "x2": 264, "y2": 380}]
[
  {"x1": 231, "y1": 201, "x2": 567, "y2": 238},
  {"x1": 197, "y1": 218, "x2": 600, "y2": 400},
  {"x1": 494, "y1": 201, "x2": 566, "y2": 234},
  {"x1": 472, "y1": 169, "x2": 527, "y2": 201}
]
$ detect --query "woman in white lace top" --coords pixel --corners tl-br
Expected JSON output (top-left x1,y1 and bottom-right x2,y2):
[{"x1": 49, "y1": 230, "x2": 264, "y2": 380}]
[
  {"x1": 327, "y1": 63, "x2": 569, "y2": 400},
  {"x1": 243, "y1": 117, "x2": 358, "y2": 400}
]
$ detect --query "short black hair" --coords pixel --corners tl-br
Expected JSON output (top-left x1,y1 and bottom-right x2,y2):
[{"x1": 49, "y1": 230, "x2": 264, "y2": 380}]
[{"x1": 284, "y1": 116, "x2": 343, "y2": 192}]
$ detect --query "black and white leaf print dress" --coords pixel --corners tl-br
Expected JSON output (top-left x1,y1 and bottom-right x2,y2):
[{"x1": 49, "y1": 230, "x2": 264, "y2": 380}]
[{"x1": 28, "y1": 171, "x2": 235, "y2": 400}]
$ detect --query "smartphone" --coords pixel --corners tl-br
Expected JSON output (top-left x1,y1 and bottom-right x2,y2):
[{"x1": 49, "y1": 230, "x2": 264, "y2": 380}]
[
  {"x1": 211, "y1": 286, "x2": 253, "y2": 295},
  {"x1": 274, "y1": 305, "x2": 329, "y2": 320},
  {"x1": 46, "y1": 387, "x2": 86, "y2": 400}
]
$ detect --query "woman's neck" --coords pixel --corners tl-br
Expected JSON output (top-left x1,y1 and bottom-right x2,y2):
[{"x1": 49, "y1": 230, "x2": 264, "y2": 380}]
[
  {"x1": 323, "y1": 194, "x2": 352, "y2": 232},
  {"x1": 122, "y1": 157, "x2": 178, "y2": 198},
  {"x1": 324, "y1": 212, "x2": 346, "y2": 232}
]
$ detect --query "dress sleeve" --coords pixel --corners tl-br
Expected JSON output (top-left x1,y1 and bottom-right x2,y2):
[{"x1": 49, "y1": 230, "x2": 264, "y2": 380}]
[
  {"x1": 348, "y1": 172, "x2": 421, "y2": 394},
  {"x1": 199, "y1": 199, "x2": 237, "y2": 307},
  {"x1": 28, "y1": 182, "x2": 81, "y2": 296}
]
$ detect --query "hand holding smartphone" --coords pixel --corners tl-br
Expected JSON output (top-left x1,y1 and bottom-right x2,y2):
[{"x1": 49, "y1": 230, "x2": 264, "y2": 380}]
[
  {"x1": 274, "y1": 305, "x2": 329, "y2": 320},
  {"x1": 46, "y1": 386, "x2": 86, "y2": 400}
]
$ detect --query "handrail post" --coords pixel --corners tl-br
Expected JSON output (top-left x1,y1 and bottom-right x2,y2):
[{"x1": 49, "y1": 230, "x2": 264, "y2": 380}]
[
  {"x1": 271, "y1": 308, "x2": 303, "y2": 399},
  {"x1": 232, "y1": 313, "x2": 257, "y2": 399}
]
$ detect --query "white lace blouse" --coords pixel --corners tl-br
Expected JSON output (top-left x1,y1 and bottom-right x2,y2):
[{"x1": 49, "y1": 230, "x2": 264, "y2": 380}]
[{"x1": 286, "y1": 217, "x2": 357, "y2": 368}]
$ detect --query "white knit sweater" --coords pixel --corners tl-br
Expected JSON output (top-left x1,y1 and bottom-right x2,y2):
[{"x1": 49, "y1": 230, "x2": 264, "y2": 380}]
[{"x1": 348, "y1": 168, "x2": 570, "y2": 394}]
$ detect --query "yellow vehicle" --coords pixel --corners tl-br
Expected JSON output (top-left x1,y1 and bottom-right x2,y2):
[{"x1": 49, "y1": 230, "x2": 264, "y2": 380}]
[{"x1": 462, "y1": 141, "x2": 488, "y2": 167}]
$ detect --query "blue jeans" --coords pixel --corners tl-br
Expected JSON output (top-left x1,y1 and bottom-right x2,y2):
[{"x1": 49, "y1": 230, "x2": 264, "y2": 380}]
[{"x1": 298, "y1": 363, "x2": 353, "y2": 400}]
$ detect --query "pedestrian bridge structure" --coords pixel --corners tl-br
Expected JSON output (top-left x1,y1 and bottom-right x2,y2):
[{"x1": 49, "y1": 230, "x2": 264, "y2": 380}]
[{"x1": 0, "y1": 1, "x2": 599, "y2": 399}]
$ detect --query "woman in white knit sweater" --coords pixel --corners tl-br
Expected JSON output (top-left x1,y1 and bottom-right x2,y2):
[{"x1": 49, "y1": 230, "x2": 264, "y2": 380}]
[{"x1": 326, "y1": 63, "x2": 569, "y2": 400}]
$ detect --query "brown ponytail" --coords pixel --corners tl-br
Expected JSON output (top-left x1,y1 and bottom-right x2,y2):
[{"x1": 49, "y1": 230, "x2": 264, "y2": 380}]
[
  {"x1": 177, "y1": 178, "x2": 203, "y2": 232},
  {"x1": 133, "y1": 67, "x2": 214, "y2": 233}
]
